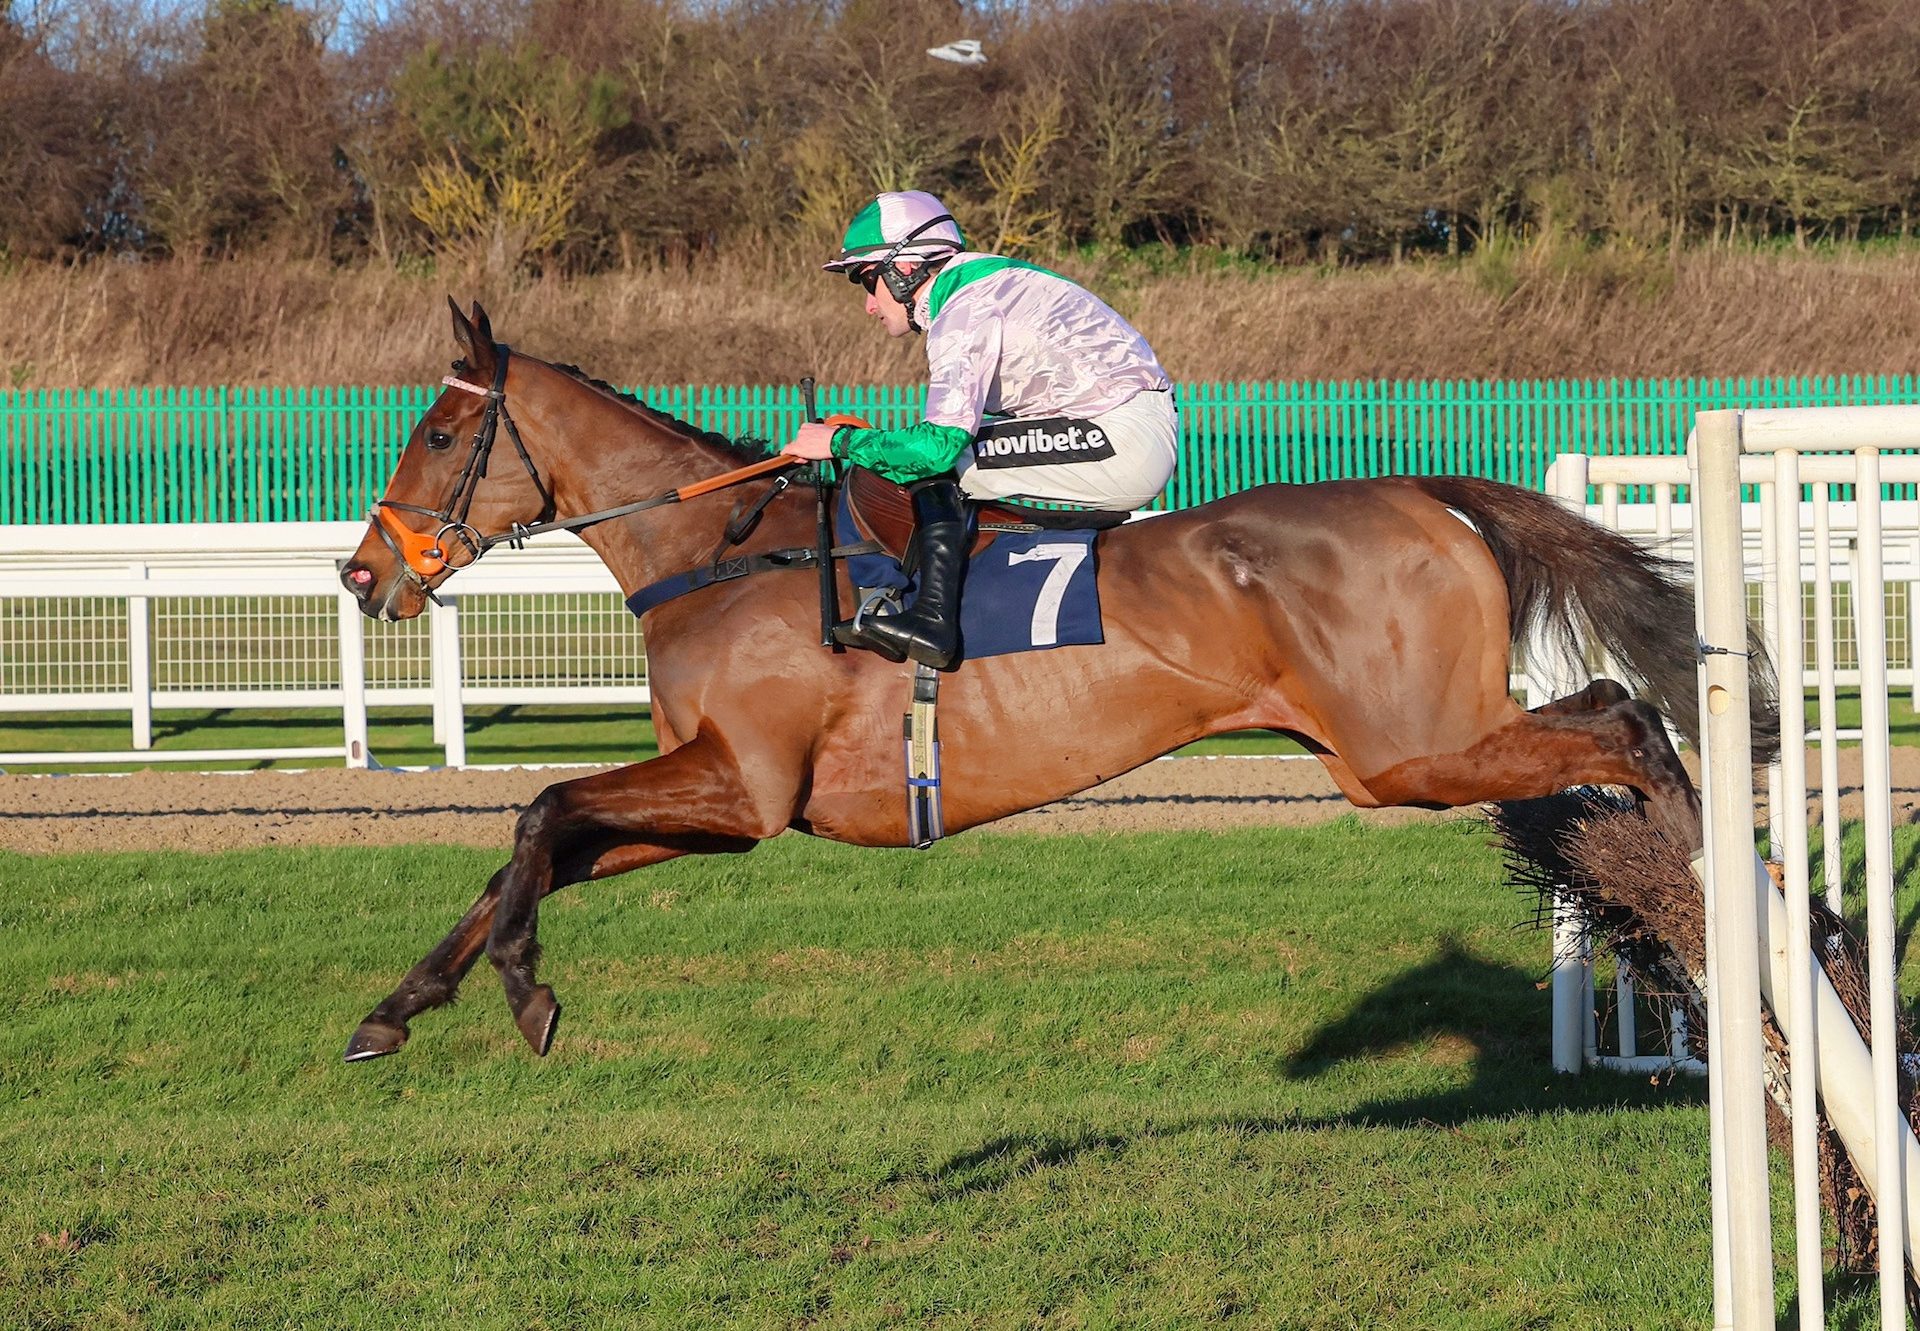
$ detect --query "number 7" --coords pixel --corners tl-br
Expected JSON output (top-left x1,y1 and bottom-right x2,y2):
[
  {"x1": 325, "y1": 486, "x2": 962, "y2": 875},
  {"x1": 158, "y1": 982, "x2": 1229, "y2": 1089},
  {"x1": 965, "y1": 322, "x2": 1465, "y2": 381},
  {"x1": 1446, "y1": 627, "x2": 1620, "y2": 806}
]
[{"x1": 1006, "y1": 543, "x2": 1088, "y2": 646}]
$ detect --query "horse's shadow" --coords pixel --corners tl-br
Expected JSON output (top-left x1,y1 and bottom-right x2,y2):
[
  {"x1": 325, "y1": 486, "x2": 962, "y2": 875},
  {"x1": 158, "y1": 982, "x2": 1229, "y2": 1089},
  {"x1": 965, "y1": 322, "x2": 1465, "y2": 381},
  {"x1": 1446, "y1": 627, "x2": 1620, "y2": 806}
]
[{"x1": 926, "y1": 935, "x2": 1703, "y2": 1201}]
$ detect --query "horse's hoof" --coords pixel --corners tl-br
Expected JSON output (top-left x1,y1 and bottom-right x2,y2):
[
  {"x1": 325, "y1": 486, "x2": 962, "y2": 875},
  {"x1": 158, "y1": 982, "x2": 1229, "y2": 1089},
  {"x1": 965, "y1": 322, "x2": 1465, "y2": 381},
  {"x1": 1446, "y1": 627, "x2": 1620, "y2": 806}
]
[
  {"x1": 344, "y1": 1019, "x2": 408, "y2": 1063},
  {"x1": 515, "y1": 986, "x2": 561, "y2": 1056}
]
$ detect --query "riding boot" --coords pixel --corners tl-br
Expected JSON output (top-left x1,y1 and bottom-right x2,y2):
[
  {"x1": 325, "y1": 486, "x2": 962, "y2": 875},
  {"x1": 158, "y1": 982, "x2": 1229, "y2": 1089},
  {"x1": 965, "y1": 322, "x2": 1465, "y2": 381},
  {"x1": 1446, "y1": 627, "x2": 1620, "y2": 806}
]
[{"x1": 833, "y1": 477, "x2": 969, "y2": 670}]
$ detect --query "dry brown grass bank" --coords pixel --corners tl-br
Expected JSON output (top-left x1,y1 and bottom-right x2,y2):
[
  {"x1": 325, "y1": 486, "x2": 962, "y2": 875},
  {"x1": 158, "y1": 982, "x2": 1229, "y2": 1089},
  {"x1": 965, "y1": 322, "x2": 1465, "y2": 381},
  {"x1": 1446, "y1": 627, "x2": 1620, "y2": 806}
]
[{"x1": 3, "y1": 247, "x2": 1918, "y2": 391}]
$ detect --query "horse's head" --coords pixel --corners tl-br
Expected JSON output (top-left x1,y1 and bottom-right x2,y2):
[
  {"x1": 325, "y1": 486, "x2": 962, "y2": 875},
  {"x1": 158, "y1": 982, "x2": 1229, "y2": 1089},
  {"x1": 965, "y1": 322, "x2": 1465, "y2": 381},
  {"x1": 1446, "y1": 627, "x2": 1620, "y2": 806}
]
[{"x1": 342, "y1": 299, "x2": 557, "y2": 620}]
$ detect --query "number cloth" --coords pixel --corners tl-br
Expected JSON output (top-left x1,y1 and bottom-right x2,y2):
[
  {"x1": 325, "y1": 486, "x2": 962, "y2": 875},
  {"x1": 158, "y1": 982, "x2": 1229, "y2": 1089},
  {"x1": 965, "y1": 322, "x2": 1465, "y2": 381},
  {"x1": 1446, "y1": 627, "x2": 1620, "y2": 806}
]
[{"x1": 838, "y1": 492, "x2": 1104, "y2": 657}]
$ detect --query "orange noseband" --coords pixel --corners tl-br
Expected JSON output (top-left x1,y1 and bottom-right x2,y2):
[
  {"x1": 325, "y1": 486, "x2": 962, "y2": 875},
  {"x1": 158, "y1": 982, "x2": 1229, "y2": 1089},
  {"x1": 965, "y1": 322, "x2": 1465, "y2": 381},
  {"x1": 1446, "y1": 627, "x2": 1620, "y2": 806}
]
[{"x1": 374, "y1": 505, "x2": 450, "y2": 579}]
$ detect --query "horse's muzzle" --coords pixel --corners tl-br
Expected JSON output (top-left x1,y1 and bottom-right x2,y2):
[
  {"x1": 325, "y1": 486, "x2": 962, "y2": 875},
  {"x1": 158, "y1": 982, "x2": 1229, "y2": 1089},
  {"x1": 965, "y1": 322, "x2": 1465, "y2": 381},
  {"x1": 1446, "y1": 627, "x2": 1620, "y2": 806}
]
[{"x1": 340, "y1": 560, "x2": 410, "y2": 621}]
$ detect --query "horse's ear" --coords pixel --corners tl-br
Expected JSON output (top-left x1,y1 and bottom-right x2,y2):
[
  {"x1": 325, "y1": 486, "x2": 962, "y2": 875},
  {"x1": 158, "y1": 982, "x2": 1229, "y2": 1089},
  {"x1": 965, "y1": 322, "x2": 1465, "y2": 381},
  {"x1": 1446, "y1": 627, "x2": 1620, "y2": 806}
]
[
  {"x1": 447, "y1": 296, "x2": 495, "y2": 378},
  {"x1": 449, "y1": 295, "x2": 476, "y2": 354}
]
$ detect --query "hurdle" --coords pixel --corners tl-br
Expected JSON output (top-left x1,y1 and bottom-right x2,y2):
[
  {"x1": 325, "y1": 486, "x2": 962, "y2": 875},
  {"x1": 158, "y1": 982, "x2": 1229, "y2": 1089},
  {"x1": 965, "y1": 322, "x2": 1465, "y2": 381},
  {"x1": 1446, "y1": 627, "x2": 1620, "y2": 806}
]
[
  {"x1": 1541, "y1": 449, "x2": 1920, "y2": 1079},
  {"x1": 1541, "y1": 453, "x2": 1704, "y2": 1075},
  {"x1": 1692, "y1": 406, "x2": 1920, "y2": 1330}
]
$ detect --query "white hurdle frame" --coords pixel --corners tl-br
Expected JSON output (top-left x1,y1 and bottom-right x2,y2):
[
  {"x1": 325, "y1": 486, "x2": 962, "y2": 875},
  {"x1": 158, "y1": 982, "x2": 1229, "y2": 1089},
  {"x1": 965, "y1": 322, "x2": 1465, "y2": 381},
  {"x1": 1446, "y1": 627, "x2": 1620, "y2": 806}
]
[
  {"x1": 1693, "y1": 406, "x2": 1920, "y2": 1331},
  {"x1": 1542, "y1": 454, "x2": 1706, "y2": 1074},
  {"x1": 1541, "y1": 451, "x2": 1920, "y2": 1079}
]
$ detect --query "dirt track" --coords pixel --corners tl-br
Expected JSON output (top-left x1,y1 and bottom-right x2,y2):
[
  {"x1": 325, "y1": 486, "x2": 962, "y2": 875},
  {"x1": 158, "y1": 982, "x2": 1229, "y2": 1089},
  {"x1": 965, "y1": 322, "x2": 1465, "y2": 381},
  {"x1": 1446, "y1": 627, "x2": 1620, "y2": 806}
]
[
  {"x1": 0, "y1": 756, "x2": 1427, "y2": 855},
  {"x1": 2, "y1": 746, "x2": 1917, "y2": 856}
]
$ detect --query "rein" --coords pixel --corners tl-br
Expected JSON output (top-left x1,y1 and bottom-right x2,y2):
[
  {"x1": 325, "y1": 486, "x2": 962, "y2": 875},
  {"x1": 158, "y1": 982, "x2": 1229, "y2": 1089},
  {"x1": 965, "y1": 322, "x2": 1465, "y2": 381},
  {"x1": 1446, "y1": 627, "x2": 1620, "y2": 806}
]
[{"x1": 371, "y1": 343, "x2": 800, "y2": 596}]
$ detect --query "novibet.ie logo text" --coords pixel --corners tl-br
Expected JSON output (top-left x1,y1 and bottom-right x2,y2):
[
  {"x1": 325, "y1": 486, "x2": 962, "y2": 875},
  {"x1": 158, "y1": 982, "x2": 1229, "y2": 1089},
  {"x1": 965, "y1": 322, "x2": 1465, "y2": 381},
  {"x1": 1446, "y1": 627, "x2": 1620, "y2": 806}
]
[{"x1": 974, "y1": 417, "x2": 1116, "y2": 468}]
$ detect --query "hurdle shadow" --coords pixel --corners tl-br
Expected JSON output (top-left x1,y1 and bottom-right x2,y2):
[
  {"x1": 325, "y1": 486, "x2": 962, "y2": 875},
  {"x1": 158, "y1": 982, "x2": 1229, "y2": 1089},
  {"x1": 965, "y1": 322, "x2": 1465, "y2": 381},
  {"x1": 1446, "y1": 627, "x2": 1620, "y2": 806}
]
[
  {"x1": 1812, "y1": 821, "x2": 1920, "y2": 987},
  {"x1": 1279, "y1": 935, "x2": 1702, "y2": 1125},
  {"x1": 927, "y1": 935, "x2": 1698, "y2": 1202}
]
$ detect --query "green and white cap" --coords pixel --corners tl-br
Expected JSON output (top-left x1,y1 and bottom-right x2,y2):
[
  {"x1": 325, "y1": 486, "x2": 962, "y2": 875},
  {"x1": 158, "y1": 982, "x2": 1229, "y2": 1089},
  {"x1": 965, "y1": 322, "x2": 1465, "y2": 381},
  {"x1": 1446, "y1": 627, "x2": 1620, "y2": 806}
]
[{"x1": 823, "y1": 191, "x2": 965, "y2": 272}]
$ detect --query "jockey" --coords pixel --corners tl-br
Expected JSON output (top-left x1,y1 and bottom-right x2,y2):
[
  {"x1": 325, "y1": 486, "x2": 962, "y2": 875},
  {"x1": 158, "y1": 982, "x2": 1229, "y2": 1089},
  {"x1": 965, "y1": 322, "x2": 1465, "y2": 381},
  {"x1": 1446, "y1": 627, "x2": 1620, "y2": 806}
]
[{"x1": 781, "y1": 189, "x2": 1178, "y2": 671}]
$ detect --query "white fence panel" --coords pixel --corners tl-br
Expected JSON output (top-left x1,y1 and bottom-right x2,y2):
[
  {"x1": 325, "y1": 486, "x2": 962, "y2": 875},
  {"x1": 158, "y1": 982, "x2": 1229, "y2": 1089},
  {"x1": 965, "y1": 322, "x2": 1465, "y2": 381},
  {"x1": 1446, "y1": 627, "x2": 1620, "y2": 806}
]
[
  {"x1": 1543, "y1": 453, "x2": 1920, "y2": 1085},
  {"x1": 0, "y1": 522, "x2": 647, "y2": 768}
]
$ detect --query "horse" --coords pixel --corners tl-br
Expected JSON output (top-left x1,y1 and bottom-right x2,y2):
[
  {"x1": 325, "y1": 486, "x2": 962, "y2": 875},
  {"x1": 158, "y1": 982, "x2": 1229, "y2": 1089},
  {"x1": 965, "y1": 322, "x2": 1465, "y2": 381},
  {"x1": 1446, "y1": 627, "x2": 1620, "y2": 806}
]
[{"x1": 337, "y1": 299, "x2": 1736, "y2": 1062}]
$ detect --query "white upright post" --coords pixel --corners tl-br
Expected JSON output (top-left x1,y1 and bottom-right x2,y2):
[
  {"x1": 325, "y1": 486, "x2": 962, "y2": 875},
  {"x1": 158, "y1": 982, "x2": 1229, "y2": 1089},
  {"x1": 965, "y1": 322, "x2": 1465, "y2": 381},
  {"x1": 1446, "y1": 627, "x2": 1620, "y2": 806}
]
[
  {"x1": 1614, "y1": 969, "x2": 1637, "y2": 1058},
  {"x1": 1670, "y1": 1006, "x2": 1692, "y2": 1061},
  {"x1": 1694, "y1": 410, "x2": 1775, "y2": 1330},
  {"x1": 1811, "y1": 487, "x2": 1843, "y2": 911},
  {"x1": 1548, "y1": 452, "x2": 1593, "y2": 1073},
  {"x1": 1757, "y1": 476, "x2": 1784, "y2": 862},
  {"x1": 127, "y1": 563, "x2": 153, "y2": 751},
  {"x1": 338, "y1": 590, "x2": 369, "y2": 769},
  {"x1": 430, "y1": 627, "x2": 447, "y2": 748},
  {"x1": 432, "y1": 595, "x2": 467, "y2": 768},
  {"x1": 1772, "y1": 449, "x2": 1824, "y2": 1328},
  {"x1": 1550, "y1": 901, "x2": 1588, "y2": 1073},
  {"x1": 1695, "y1": 455, "x2": 1734, "y2": 1326},
  {"x1": 1852, "y1": 447, "x2": 1906, "y2": 1327}
]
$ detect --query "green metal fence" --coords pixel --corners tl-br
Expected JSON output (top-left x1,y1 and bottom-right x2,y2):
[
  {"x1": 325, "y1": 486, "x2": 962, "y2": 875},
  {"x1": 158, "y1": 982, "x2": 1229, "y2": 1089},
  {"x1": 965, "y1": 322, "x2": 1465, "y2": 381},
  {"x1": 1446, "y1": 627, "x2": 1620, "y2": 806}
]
[{"x1": 4, "y1": 375, "x2": 1918, "y2": 524}]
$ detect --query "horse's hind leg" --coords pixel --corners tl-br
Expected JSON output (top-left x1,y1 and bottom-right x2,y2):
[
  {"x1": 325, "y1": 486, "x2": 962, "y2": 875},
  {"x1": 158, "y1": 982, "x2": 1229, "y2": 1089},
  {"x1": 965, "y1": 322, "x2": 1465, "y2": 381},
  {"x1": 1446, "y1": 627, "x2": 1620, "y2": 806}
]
[
  {"x1": 1358, "y1": 696, "x2": 1701, "y2": 850},
  {"x1": 1530, "y1": 678, "x2": 1630, "y2": 716}
]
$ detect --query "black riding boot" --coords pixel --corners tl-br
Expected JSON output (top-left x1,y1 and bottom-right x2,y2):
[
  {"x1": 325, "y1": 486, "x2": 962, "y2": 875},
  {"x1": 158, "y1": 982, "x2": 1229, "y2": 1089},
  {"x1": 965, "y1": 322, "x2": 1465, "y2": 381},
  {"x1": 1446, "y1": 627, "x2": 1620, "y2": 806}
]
[{"x1": 834, "y1": 477, "x2": 969, "y2": 670}]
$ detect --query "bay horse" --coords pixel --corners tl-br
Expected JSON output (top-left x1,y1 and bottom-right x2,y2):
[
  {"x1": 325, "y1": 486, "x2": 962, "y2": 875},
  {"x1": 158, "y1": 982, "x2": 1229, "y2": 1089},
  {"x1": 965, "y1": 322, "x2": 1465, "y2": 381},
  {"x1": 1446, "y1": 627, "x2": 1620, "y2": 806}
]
[{"x1": 338, "y1": 300, "x2": 1736, "y2": 1062}]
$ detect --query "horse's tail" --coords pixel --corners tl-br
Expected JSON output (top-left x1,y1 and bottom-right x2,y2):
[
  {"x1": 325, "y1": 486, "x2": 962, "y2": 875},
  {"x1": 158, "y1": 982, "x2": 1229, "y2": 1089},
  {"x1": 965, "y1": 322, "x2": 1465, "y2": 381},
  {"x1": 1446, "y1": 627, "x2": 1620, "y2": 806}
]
[{"x1": 1409, "y1": 474, "x2": 1779, "y2": 764}]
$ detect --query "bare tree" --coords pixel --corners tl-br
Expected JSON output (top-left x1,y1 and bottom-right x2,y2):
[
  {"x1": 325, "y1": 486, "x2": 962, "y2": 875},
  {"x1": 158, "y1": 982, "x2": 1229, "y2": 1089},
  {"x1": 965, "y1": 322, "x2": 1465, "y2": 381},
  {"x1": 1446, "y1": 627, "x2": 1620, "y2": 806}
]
[
  {"x1": 17, "y1": 0, "x2": 1919, "y2": 270},
  {"x1": 0, "y1": 1, "x2": 111, "y2": 257},
  {"x1": 124, "y1": 0, "x2": 351, "y2": 258}
]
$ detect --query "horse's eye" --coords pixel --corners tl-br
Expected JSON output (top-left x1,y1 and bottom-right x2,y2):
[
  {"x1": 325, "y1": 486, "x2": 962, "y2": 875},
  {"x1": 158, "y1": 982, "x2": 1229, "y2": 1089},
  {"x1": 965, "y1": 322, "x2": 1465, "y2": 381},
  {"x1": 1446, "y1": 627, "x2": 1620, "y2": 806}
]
[{"x1": 427, "y1": 430, "x2": 454, "y2": 451}]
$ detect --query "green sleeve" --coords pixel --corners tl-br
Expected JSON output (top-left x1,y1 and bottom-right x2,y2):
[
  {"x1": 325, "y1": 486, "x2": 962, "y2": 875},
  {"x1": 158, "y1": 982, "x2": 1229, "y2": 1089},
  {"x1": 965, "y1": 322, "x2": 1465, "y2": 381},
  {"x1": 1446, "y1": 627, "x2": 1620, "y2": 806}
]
[{"x1": 831, "y1": 421, "x2": 974, "y2": 484}]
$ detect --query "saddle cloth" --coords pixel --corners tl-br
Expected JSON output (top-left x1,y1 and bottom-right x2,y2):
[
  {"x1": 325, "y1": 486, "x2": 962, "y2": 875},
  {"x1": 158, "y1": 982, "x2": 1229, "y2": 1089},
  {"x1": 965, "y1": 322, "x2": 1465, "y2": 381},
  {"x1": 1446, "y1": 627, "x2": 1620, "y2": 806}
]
[{"x1": 838, "y1": 490, "x2": 1103, "y2": 659}]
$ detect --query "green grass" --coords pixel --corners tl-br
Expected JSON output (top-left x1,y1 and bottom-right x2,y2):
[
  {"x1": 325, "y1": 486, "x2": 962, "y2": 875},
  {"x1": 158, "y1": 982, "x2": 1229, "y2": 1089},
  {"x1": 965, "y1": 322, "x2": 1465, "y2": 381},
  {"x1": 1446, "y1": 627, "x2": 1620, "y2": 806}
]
[
  {"x1": 6, "y1": 821, "x2": 1885, "y2": 1329},
  {"x1": 1810, "y1": 685, "x2": 1920, "y2": 745}
]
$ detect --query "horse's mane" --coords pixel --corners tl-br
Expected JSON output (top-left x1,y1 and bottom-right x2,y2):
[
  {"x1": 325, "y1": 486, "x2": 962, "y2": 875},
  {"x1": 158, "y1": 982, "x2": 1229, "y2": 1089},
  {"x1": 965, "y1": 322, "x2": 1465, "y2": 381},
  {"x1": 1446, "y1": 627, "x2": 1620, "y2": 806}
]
[{"x1": 527, "y1": 359, "x2": 772, "y2": 465}]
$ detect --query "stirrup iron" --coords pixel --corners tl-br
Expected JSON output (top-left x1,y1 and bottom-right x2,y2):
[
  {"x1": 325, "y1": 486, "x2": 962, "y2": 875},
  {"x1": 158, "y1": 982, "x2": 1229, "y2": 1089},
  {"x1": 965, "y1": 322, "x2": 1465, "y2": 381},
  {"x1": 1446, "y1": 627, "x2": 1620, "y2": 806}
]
[{"x1": 850, "y1": 586, "x2": 901, "y2": 630}]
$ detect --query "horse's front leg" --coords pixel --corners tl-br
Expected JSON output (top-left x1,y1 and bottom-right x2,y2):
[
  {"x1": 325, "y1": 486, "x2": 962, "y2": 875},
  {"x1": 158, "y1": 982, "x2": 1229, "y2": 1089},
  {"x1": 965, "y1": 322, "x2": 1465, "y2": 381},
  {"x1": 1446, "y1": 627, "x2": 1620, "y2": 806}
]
[
  {"x1": 344, "y1": 733, "x2": 788, "y2": 1062},
  {"x1": 344, "y1": 844, "x2": 677, "y2": 1062},
  {"x1": 345, "y1": 868, "x2": 509, "y2": 1061},
  {"x1": 487, "y1": 733, "x2": 786, "y2": 1054}
]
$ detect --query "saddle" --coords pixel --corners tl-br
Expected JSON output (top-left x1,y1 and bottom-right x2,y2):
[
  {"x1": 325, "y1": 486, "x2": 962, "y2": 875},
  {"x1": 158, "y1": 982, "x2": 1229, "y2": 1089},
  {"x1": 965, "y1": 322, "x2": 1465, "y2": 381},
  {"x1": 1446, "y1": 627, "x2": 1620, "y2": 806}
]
[{"x1": 843, "y1": 466, "x2": 1130, "y2": 560}]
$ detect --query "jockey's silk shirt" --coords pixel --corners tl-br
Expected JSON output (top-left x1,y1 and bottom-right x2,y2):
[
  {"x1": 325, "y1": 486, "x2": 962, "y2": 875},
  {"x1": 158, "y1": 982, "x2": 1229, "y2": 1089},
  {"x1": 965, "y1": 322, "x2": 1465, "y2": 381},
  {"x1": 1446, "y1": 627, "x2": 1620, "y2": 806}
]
[{"x1": 830, "y1": 255, "x2": 1171, "y2": 485}]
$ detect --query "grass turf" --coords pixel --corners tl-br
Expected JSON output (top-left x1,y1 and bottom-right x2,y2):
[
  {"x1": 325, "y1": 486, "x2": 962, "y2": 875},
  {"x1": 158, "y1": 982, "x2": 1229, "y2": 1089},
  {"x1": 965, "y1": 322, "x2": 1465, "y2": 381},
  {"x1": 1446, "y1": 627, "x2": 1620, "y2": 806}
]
[{"x1": 2, "y1": 820, "x2": 1838, "y2": 1329}]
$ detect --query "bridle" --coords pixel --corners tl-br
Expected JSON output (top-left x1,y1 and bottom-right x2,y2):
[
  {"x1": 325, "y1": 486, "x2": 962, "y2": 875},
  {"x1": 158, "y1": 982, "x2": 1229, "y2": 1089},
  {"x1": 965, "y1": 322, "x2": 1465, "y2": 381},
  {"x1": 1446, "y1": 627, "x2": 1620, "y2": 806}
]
[
  {"x1": 369, "y1": 342, "x2": 800, "y2": 601},
  {"x1": 371, "y1": 344, "x2": 554, "y2": 595}
]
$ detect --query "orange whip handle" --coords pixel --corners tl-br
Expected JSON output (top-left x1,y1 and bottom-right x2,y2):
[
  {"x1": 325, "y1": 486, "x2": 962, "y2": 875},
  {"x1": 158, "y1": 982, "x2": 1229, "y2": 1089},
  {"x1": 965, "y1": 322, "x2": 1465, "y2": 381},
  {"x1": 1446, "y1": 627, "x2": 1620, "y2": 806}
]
[
  {"x1": 673, "y1": 415, "x2": 874, "y2": 502},
  {"x1": 673, "y1": 454, "x2": 796, "y2": 502}
]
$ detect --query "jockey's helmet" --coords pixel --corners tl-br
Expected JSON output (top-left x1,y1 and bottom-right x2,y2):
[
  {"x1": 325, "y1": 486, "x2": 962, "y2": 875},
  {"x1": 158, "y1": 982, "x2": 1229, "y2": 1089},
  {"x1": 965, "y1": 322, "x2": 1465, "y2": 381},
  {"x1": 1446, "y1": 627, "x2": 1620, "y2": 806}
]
[{"x1": 824, "y1": 192, "x2": 964, "y2": 312}]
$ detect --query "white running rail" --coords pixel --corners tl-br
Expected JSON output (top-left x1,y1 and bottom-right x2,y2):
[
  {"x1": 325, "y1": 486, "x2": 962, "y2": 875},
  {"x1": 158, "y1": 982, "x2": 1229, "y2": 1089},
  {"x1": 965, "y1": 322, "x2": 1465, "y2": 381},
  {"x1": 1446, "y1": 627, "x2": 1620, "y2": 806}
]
[{"x1": 0, "y1": 522, "x2": 647, "y2": 768}]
